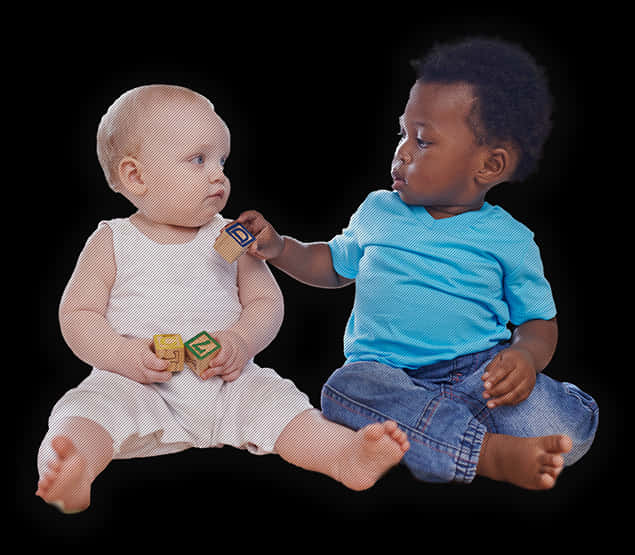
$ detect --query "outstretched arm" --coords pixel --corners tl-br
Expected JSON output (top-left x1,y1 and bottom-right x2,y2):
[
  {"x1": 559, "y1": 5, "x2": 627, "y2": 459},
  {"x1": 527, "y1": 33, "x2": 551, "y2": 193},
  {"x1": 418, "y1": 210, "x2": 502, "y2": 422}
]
[{"x1": 235, "y1": 210, "x2": 353, "y2": 289}]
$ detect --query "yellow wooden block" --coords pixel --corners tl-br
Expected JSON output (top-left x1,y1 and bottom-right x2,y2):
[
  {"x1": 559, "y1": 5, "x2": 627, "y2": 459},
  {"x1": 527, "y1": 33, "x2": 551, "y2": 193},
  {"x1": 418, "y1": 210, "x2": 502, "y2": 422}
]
[
  {"x1": 214, "y1": 222, "x2": 256, "y2": 263},
  {"x1": 184, "y1": 331, "x2": 221, "y2": 376},
  {"x1": 153, "y1": 334, "x2": 185, "y2": 372}
]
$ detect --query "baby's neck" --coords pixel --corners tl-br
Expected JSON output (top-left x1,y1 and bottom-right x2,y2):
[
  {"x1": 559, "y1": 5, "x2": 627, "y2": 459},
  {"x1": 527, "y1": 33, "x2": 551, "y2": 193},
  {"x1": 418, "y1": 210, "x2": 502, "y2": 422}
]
[{"x1": 129, "y1": 212, "x2": 200, "y2": 245}]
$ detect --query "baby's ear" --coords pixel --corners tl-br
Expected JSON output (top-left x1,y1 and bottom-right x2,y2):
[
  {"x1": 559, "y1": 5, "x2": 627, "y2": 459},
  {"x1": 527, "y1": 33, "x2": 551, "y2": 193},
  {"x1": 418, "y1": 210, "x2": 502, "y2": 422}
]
[
  {"x1": 118, "y1": 156, "x2": 147, "y2": 196},
  {"x1": 475, "y1": 145, "x2": 518, "y2": 187}
]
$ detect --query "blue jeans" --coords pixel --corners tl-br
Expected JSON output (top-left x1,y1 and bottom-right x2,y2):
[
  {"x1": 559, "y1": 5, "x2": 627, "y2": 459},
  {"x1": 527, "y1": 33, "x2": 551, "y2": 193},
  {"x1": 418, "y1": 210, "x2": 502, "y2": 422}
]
[{"x1": 321, "y1": 344, "x2": 598, "y2": 484}]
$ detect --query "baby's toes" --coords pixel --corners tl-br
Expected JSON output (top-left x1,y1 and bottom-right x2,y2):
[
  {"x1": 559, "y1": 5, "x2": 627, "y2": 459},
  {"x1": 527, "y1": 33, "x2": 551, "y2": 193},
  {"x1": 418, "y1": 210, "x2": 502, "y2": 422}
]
[
  {"x1": 544, "y1": 434, "x2": 572, "y2": 455},
  {"x1": 539, "y1": 452, "x2": 564, "y2": 470},
  {"x1": 362, "y1": 422, "x2": 386, "y2": 442},
  {"x1": 36, "y1": 476, "x2": 52, "y2": 493},
  {"x1": 536, "y1": 472, "x2": 557, "y2": 490},
  {"x1": 47, "y1": 459, "x2": 62, "y2": 473},
  {"x1": 390, "y1": 426, "x2": 409, "y2": 445}
]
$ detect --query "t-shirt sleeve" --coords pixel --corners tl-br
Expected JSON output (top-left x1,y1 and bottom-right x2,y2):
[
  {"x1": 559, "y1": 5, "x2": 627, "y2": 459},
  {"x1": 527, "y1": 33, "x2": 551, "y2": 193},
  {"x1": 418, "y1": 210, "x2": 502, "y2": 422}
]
[
  {"x1": 328, "y1": 209, "x2": 363, "y2": 280},
  {"x1": 503, "y1": 237, "x2": 557, "y2": 324}
]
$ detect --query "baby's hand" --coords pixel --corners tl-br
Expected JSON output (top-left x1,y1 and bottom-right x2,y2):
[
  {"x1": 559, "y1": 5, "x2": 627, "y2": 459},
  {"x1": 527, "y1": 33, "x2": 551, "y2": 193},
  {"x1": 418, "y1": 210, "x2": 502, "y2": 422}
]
[
  {"x1": 481, "y1": 347, "x2": 536, "y2": 408},
  {"x1": 200, "y1": 330, "x2": 250, "y2": 382},
  {"x1": 234, "y1": 210, "x2": 285, "y2": 260},
  {"x1": 114, "y1": 337, "x2": 171, "y2": 384}
]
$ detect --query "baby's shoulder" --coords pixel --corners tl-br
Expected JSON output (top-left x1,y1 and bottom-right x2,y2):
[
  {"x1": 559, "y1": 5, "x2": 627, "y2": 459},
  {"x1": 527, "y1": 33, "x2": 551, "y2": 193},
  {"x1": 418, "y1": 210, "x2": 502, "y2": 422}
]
[
  {"x1": 481, "y1": 204, "x2": 534, "y2": 240},
  {"x1": 363, "y1": 189, "x2": 397, "y2": 207},
  {"x1": 86, "y1": 221, "x2": 116, "y2": 252},
  {"x1": 357, "y1": 189, "x2": 407, "y2": 219},
  {"x1": 72, "y1": 221, "x2": 117, "y2": 284}
]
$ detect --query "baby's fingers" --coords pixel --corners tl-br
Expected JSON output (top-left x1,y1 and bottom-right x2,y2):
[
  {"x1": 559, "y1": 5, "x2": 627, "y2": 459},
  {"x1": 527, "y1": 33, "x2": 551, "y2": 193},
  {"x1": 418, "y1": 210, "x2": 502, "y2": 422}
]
[
  {"x1": 482, "y1": 352, "x2": 513, "y2": 386},
  {"x1": 483, "y1": 369, "x2": 520, "y2": 398},
  {"x1": 485, "y1": 382, "x2": 529, "y2": 408},
  {"x1": 142, "y1": 350, "x2": 171, "y2": 382},
  {"x1": 200, "y1": 348, "x2": 231, "y2": 380},
  {"x1": 235, "y1": 210, "x2": 267, "y2": 234},
  {"x1": 483, "y1": 376, "x2": 516, "y2": 407},
  {"x1": 143, "y1": 349, "x2": 170, "y2": 371},
  {"x1": 206, "y1": 351, "x2": 243, "y2": 382}
]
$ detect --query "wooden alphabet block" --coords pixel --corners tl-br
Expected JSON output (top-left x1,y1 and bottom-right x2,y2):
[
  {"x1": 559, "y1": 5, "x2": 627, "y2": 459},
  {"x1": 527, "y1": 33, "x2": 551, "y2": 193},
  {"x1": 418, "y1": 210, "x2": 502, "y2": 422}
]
[
  {"x1": 153, "y1": 334, "x2": 185, "y2": 372},
  {"x1": 214, "y1": 222, "x2": 256, "y2": 263},
  {"x1": 184, "y1": 331, "x2": 221, "y2": 376}
]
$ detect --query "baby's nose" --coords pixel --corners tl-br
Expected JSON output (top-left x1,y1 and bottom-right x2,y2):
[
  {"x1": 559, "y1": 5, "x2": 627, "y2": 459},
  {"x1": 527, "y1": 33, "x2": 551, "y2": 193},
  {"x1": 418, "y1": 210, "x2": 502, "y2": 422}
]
[
  {"x1": 209, "y1": 167, "x2": 226, "y2": 184},
  {"x1": 394, "y1": 139, "x2": 414, "y2": 164}
]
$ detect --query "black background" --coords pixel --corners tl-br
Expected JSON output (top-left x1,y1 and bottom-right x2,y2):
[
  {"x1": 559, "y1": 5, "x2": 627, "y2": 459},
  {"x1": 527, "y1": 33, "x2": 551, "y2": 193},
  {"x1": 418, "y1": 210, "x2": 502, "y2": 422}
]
[{"x1": 17, "y1": 8, "x2": 621, "y2": 548}]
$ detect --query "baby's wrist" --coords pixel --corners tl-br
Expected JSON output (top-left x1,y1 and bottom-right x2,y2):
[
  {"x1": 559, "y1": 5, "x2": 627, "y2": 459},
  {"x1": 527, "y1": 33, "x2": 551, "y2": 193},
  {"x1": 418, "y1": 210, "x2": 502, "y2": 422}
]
[
  {"x1": 273, "y1": 235, "x2": 291, "y2": 261},
  {"x1": 221, "y1": 329, "x2": 252, "y2": 358},
  {"x1": 507, "y1": 345, "x2": 538, "y2": 373}
]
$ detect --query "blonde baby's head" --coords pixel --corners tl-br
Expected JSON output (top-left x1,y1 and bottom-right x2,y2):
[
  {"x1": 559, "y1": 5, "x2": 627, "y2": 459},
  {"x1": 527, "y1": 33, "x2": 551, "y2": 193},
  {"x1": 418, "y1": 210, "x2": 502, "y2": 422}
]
[{"x1": 96, "y1": 84, "x2": 231, "y2": 228}]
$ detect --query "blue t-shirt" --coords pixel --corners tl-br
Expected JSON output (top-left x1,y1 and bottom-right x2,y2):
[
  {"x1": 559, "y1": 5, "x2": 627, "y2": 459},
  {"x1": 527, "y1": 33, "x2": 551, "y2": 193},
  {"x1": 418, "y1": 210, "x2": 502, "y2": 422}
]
[{"x1": 328, "y1": 190, "x2": 557, "y2": 369}]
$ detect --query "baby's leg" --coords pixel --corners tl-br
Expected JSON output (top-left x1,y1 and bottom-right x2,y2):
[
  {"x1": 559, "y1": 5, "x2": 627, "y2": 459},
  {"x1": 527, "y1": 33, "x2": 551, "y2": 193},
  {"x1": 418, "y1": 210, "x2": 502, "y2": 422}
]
[
  {"x1": 483, "y1": 375, "x2": 599, "y2": 466},
  {"x1": 321, "y1": 361, "x2": 577, "y2": 489},
  {"x1": 213, "y1": 363, "x2": 408, "y2": 490},
  {"x1": 274, "y1": 409, "x2": 409, "y2": 491},
  {"x1": 36, "y1": 417, "x2": 113, "y2": 513},
  {"x1": 456, "y1": 358, "x2": 598, "y2": 489}
]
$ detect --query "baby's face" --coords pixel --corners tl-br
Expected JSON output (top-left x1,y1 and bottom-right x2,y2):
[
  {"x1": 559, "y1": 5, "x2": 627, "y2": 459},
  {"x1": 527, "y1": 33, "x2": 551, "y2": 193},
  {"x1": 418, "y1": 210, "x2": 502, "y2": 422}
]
[
  {"x1": 391, "y1": 81, "x2": 488, "y2": 209},
  {"x1": 134, "y1": 97, "x2": 231, "y2": 227}
]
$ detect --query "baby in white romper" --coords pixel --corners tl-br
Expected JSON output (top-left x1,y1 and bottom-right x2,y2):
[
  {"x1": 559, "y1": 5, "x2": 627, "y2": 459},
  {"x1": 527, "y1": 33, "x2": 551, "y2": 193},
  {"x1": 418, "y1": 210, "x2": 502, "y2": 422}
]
[{"x1": 36, "y1": 84, "x2": 409, "y2": 513}]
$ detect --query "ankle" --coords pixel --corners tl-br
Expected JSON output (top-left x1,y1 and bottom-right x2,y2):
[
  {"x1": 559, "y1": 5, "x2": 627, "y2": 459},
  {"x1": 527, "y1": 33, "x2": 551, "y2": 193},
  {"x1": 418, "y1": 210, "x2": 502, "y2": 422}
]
[
  {"x1": 56, "y1": 418, "x2": 114, "y2": 478},
  {"x1": 476, "y1": 432, "x2": 501, "y2": 481}
]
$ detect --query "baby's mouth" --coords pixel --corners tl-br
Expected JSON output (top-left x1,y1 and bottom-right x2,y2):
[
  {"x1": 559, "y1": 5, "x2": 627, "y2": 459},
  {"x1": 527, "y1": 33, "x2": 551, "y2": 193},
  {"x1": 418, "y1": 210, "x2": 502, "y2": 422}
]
[{"x1": 391, "y1": 170, "x2": 407, "y2": 189}]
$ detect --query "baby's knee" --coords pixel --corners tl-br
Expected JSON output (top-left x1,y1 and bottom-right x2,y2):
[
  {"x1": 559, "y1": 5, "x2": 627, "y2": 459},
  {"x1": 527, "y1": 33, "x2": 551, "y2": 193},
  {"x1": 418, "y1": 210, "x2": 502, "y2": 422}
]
[
  {"x1": 561, "y1": 383, "x2": 599, "y2": 465},
  {"x1": 321, "y1": 362, "x2": 393, "y2": 430},
  {"x1": 324, "y1": 361, "x2": 409, "y2": 399}
]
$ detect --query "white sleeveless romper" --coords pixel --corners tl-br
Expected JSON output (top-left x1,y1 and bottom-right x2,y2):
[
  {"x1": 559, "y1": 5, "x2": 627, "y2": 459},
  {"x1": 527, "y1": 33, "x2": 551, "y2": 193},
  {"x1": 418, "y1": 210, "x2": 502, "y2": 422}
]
[{"x1": 46, "y1": 215, "x2": 312, "y2": 460}]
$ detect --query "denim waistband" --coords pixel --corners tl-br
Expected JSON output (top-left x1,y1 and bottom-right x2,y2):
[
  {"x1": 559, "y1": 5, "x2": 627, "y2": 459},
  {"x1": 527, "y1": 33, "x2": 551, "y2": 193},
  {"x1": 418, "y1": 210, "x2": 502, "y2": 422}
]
[{"x1": 408, "y1": 342, "x2": 510, "y2": 379}]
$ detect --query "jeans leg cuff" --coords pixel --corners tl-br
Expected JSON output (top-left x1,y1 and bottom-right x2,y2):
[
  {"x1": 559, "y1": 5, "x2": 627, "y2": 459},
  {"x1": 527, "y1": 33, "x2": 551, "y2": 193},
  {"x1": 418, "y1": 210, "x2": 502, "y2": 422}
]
[{"x1": 454, "y1": 419, "x2": 486, "y2": 484}]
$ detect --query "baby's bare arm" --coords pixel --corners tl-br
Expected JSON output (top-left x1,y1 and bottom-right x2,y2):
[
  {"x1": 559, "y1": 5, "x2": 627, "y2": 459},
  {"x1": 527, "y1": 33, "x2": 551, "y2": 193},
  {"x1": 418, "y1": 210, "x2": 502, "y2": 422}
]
[
  {"x1": 59, "y1": 226, "x2": 168, "y2": 382},
  {"x1": 232, "y1": 252, "x2": 285, "y2": 358},
  {"x1": 236, "y1": 210, "x2": 353, "y2": 289},
  {"x1": 508, "y1": 317, "x2": 558, "y2": 372},
  {"x1": 202, "y1": 253, "x2": 285, "y2": 381},
  {"x1": 59, "y1": 225, "x2": 120, "y2": 369}
]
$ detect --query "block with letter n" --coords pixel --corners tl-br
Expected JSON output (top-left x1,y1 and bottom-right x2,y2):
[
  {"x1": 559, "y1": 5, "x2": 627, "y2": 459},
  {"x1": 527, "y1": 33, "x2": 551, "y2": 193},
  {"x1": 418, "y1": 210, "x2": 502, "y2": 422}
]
[{"x1": 184, "y1": 331, "x2": 222, "y2": 376}]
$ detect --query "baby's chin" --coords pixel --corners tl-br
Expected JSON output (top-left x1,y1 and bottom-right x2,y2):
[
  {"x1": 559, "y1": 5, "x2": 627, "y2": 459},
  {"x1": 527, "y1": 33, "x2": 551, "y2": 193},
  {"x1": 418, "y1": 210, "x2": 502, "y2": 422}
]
[
  {"x1": 170, "y1": 204, "x2": 227, "y2": 228},
  {"x1": 393, "y1": 189, "x2": 426, "y2": 206},
  {"x1": 174, "y1": 213, "x2": 220, "y2": 228}
]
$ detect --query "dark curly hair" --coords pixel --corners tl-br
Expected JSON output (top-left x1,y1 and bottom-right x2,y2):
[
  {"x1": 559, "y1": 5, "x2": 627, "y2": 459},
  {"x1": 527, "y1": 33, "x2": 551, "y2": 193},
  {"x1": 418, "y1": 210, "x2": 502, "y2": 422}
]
[{"x1": 411, "y1": 37, "x2": 553, "y2": 182}]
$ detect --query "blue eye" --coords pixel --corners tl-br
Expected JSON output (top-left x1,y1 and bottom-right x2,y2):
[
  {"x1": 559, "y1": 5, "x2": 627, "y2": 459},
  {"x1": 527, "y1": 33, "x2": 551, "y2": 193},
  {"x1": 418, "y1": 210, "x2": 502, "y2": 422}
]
[
  {"x1": 191, "y1": 154, "x2": 205, "y2": 165},
  {"x1": 220, "y1": 157, "x2": 226, "y2": 167}
]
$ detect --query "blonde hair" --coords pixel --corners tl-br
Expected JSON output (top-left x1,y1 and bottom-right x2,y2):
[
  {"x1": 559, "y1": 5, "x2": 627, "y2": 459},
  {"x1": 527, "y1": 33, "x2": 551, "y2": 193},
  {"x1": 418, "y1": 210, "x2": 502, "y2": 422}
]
[{"x1": 96, "y1": 84, "x2": 214, "y2": 190}]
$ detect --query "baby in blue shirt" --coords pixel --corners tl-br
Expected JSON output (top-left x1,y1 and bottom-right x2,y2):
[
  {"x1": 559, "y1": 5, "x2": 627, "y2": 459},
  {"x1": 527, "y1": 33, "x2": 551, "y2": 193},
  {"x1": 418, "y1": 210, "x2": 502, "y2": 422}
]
[{"x1": 237, "y1": 37, "x2": 598, "y2": 489}]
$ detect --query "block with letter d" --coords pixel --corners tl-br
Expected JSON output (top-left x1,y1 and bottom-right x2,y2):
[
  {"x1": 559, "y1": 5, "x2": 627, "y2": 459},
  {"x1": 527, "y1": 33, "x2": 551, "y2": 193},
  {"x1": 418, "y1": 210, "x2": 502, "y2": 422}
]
[{"x1": 213, "y1": 222, "x2": 256, "y2": 263}]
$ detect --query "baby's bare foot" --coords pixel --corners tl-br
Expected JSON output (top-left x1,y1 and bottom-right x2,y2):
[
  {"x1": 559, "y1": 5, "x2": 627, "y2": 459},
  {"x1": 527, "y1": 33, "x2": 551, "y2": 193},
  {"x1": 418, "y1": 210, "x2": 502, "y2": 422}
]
[
  {"x1": 35, "y1": 436, "x2": 92, "y2": 513},
  {"x1": 477, "y1": 433, "x2": 572, "y2": 490},
  {"x1": 337, "y1": 421, "x2": 410, "y2": 491}
]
